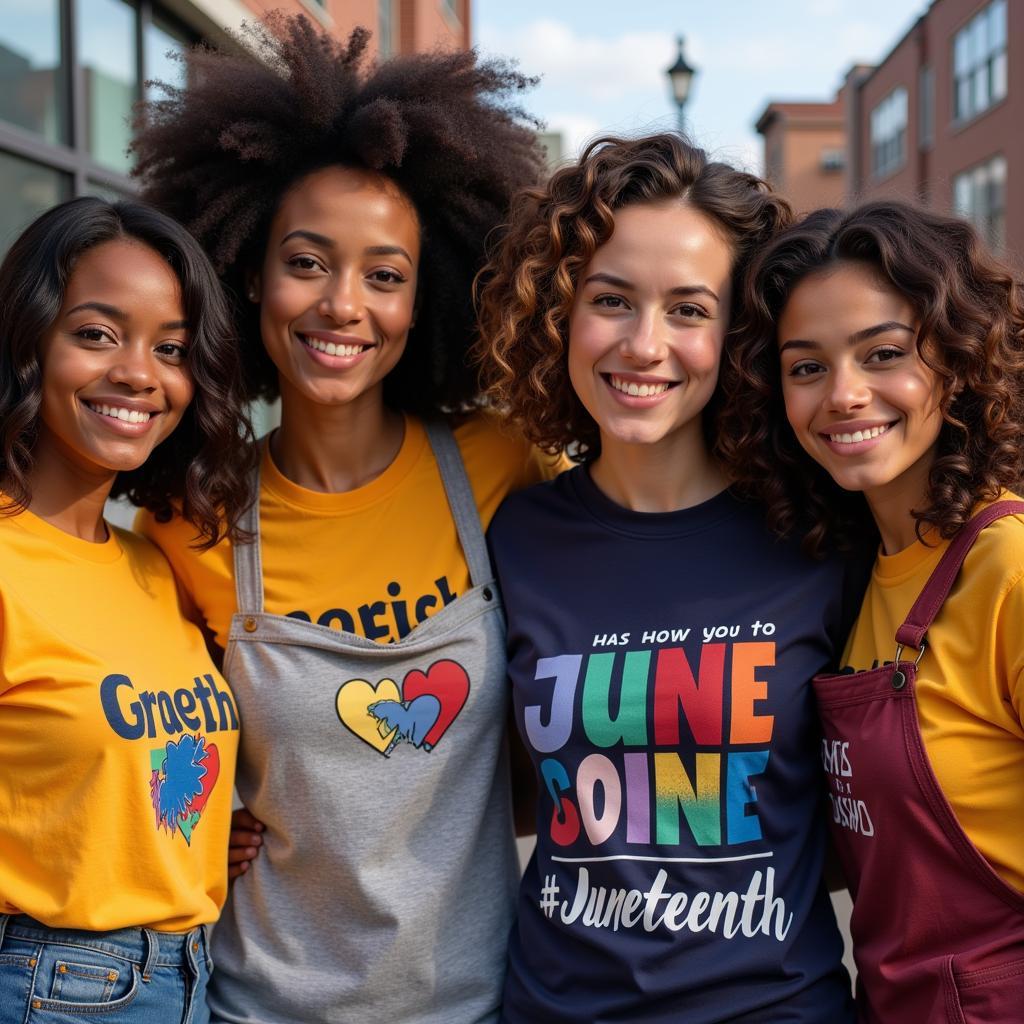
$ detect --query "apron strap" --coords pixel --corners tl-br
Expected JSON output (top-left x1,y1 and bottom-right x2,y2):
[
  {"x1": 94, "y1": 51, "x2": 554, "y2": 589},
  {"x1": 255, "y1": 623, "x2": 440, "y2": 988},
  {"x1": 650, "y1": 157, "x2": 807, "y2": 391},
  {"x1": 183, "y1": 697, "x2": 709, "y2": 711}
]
[
  {"x1": 232, "y1": 463, "x2": 265, "y2": 616},
  {"x1": 424, "y1": 419, "x2": 493, "y2": 589},
  {"x1": 895, "y1": 500, "x2": 1024, "y2": 649}
]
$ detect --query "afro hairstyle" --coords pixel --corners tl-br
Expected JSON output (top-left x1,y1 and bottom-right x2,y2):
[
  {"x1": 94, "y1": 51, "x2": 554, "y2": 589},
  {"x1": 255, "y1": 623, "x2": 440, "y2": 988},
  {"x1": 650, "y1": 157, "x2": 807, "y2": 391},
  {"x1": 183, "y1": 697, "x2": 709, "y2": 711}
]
[{"x1": 132, "y1": 13, "x2": 544, "y2": 412}]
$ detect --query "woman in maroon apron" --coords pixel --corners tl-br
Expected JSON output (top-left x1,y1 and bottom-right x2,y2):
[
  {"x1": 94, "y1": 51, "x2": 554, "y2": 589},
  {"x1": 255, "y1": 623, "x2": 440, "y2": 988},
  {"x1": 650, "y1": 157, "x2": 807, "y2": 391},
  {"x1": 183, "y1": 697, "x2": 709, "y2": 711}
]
[{"x1": 718, "y1": 200, "x2": 1024, "y2": 1022}]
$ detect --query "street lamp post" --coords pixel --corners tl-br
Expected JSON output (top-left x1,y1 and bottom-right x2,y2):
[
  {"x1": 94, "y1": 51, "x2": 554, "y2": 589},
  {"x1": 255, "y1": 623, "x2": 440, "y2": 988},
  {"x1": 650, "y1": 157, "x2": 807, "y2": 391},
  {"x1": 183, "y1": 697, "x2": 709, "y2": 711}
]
[{"x1": 665, "y1": 35, "x2": 696, "y2": 136}]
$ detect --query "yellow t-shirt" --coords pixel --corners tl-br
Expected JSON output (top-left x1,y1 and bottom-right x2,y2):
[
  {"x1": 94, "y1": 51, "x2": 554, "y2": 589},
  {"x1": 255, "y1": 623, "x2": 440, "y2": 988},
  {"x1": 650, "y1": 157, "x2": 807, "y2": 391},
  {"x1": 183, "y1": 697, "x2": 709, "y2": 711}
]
[
  {"x1": 138, "y1": 413, "x2": 558, "y2": 650},
  {"x1": 842, "y1": 498, "x2": 1024, "y2": 892},
  {"x1": 0, "y1": 507, "x2": 239, "y2": 931}
]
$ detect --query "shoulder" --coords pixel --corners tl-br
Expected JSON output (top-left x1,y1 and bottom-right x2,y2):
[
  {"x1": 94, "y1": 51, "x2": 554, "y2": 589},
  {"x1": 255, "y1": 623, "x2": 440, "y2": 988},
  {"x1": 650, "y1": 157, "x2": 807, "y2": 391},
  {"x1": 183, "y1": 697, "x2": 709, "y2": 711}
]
[
  {"x1": 963, "y1": 498, "x2": 1024, "y2": 587},
  {"x1": 451, "y1": 411, "x2": 563, "y2": 491}
]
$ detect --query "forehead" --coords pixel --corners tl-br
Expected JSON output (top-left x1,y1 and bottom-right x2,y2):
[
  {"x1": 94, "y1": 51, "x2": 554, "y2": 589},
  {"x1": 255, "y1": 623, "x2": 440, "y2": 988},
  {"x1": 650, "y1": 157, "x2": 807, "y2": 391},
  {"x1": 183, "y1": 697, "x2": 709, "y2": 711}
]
[
  {"x1": 272, "y1": 166, "x2": 421, "y2": 244},
  {"x1": 65, "y1": 239, "x2": 182, "y2": 305},
  {"x1": 590, "y1": 200, "x2": 733, "y2": 280},
  {"x1": 780, "y1": 261, "x2": 916, "y2": 335}
]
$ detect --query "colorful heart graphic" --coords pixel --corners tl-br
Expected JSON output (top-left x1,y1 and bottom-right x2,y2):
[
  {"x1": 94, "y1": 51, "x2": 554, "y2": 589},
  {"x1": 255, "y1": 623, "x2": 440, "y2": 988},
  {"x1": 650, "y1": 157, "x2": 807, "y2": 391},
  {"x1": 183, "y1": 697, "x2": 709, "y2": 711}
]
[
  {"x1": 402, "y1": 660, "x2": 470, "y2": 750},
  {"x1": 336, "y1": 678, "x2": 401, "y2": 754},
  {"x1": 337, "y1": 661, "x2": 470, "y2": 757}
]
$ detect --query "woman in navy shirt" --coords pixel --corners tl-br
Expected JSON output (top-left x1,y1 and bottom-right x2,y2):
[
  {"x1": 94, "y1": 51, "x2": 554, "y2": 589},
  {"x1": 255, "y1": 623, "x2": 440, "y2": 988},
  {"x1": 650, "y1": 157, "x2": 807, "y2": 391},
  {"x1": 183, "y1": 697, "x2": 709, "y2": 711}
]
[{"x1": 475, "y1": 133, "x2": 860, "y2": 1023}]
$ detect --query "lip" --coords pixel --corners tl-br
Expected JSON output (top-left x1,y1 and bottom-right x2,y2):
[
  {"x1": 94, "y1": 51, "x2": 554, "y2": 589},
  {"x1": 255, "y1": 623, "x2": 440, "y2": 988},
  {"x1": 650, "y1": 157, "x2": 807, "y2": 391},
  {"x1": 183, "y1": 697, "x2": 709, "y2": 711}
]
[
  {"x1": 81, "y1": 398, "x2": 160, "y2": 436},
  {"x1": 602, "y1": 372, "x2": 679, "y2": 406},
  {"x1": 295, "y1": 330, "x2": 376, "y2": 369},
  {"x1": 818, "y1": 419, "x2": 897, "y2": 455}
]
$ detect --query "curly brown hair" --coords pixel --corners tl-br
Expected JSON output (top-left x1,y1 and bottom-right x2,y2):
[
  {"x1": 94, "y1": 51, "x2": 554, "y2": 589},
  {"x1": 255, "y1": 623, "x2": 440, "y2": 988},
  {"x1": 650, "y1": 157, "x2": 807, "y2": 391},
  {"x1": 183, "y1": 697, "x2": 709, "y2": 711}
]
[
  {"x1": 717, "y1": 200, "x2": 1024, "y2": 556},
  {"x1": 132, "y1": 13, "x2": 543, "y2": 412},
  {"x1": 0, "y1": 196, "x2": 256, "y2": 547},
  {"x1": 474, "y1": 133, "x2": 792, "y2": 459}
]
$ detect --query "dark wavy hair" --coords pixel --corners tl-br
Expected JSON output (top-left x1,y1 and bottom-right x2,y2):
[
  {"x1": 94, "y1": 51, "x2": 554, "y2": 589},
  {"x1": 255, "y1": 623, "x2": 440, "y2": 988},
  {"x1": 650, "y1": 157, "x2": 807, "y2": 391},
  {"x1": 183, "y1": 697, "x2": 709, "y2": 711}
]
[
  {"x1": 717, "y1": 200, "x2": 1024, "y2": 556},
  {"x1": 0, "y1": 195, "x2": 255, "y2": 547},
  {"x1": 474, "y1": 133, "x2": 792, "y2": 459},
  {"x1": 132, "y1": 13, "x2": 543, "y2": 412}
]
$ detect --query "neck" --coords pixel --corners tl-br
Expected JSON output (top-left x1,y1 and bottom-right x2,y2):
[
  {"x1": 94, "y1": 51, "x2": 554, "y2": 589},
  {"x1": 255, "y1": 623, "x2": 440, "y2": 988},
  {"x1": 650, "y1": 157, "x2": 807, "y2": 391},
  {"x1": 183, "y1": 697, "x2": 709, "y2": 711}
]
[
  {"x1": 25, "y1": 441, "x2": 114, "y2": 543},
  {"x1": 589, "y1": 427, "x2": 728, "y2": 513},
  {"x1": 865, "y1": 451, "x2": 937, "y2": 555},
  {"x1": 271, "y1": 380, "x2": 406, "y2": 493}
]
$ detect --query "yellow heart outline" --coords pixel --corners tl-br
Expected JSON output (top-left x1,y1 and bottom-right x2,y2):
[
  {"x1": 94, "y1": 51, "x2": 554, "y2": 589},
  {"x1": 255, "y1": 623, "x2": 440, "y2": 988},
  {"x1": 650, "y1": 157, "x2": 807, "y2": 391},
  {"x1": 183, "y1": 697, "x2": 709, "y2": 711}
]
[{"x1": 336, "y1": 678, "x2": 401, "y2": 756}]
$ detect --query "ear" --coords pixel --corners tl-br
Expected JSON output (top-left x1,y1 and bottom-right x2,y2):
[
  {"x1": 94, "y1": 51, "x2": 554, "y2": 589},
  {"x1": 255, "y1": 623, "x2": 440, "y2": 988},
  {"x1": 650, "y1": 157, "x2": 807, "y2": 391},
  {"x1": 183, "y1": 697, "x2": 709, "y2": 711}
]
[{"x1": 245, "y1": 270, "x2": 262, "y2": 304}]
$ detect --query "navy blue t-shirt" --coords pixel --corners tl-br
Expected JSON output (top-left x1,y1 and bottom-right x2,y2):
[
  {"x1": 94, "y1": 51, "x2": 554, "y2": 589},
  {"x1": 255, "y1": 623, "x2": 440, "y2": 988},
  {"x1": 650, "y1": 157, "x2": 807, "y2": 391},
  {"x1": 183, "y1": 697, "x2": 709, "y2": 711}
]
[{"x1": 490, "y1": 467, "x2": 857, "y2": 1024}]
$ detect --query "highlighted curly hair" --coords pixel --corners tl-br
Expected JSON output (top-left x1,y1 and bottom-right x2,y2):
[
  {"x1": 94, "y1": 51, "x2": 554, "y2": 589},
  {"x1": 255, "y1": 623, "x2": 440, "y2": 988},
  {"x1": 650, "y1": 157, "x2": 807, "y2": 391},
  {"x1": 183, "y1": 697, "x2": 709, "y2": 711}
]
[
  {"x1": 132, "y1": 13, "x2": 543, "y2": 411},
  {"x1": 717, "y1": 200, "x2": 1024, "y2": 556},
  {"x1": 474, "y1": 133, "x2": 791, "y2": 459}
]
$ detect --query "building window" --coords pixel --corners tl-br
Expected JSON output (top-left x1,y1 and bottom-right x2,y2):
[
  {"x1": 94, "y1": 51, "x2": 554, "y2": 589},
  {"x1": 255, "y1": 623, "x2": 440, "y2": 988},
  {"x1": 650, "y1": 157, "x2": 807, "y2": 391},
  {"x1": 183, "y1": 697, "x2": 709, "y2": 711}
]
[
  {"x1": 953, "y1": 0, "x2": 1007, "y2": 122},
  {"x1": 441, "y1": 0, "x2": 460, "y2": 22},
  {"x1": 378, "y1": 0, "x2": 393, "y2": 57},
  {"x1": 0, "y1": 0, "x2": 198, "y2": 259},
  {"x1": 953, "y1": 154, "x2": 1007, "y2": 250},
  {"x1": 869, "y1": 87, "x2": 907, "y2": 179},
  {"x1": 820, "y1": 148, "x2": 844, "y2": 172},
  {"x1": 918, "y1": 66, "x2": 934, "y2": 149}
]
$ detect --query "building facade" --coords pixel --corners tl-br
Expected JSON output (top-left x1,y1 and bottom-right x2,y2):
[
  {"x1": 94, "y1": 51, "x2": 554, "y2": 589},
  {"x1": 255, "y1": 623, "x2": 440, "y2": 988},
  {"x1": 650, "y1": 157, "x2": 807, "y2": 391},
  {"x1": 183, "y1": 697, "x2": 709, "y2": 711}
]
[
  {"x1": 756, "y1": 0, "x2": 1020, "y2": 264},
  {"x1": 0, "y1": 0, "x2": 469, "y2": 256},
  {"x1": 754, "y1": 100, "x2": 847, "y2": 215}
]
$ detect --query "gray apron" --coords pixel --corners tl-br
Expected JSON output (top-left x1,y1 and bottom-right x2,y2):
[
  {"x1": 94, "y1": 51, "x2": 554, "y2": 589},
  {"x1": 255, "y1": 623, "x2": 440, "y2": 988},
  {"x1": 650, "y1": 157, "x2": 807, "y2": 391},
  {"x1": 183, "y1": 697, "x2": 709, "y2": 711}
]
[{"x1": 208, "y1": 421, "x2": 518, "y2": 1024}]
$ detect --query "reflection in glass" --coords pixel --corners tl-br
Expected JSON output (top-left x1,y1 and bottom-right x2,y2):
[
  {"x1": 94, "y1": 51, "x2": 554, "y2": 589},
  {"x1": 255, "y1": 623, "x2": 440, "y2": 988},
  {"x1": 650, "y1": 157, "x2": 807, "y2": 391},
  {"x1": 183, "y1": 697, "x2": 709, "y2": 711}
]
[
  {"x1": 79, "y1": 0, "x2": 138, "y2": 173},
  {"x1": 0, "y1": 150, "x2": 71, "y2": 259},
  {"x1": 0, "y1": 0, "x2": 65, "y2": 143},
  {"x1": 145, "y1": 14, "x2": 188, "y2": 100}
]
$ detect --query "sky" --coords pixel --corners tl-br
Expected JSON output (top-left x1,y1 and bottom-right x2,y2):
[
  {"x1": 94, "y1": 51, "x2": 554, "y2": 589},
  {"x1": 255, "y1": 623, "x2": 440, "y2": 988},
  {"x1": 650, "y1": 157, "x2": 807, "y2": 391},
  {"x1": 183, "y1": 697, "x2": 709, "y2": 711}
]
[{"x1": 475, "y1": 0, "x2": 930, "y2": 173}]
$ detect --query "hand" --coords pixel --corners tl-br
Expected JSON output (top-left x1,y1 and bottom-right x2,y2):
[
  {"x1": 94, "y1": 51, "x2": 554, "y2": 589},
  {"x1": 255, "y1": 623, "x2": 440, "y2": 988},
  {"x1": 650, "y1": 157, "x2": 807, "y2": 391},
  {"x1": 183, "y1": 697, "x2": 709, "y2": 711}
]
[{"x1": 229, "y1": 806, "x2": 265, "y2": 881}]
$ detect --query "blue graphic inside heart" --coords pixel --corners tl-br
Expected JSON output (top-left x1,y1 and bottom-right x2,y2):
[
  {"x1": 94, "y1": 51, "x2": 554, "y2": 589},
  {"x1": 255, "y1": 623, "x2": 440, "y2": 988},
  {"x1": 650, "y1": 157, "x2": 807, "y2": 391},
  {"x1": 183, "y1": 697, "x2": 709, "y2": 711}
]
[{"x1": 337, "y1": 659, "x2": 469, "y2": 757}]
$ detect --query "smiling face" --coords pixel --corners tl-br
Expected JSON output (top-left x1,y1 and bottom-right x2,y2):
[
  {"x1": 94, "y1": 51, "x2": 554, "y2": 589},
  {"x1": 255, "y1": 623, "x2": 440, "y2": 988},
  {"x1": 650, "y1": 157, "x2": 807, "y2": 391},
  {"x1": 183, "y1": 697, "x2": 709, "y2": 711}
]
[
  {"x1": 35, "y1": 238, "x2": 193, "y2": 482},
  {"x1": 254, "y1": 165, "x2": 421, "y2": 411},
  {"x1": 567, "y1": 200, "x2": 733, "y2": 458},
  {"x1": 778, "y1": 260, "x2": 944, "y2": 514}
]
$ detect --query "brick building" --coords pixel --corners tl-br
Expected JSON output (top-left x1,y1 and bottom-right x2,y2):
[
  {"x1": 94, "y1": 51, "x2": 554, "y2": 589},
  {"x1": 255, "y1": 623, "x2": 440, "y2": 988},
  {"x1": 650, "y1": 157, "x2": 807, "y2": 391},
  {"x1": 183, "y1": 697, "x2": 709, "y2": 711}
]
[
  {"x1": 0, "y1": 0, "x2": 469, "y2": 256},
  {"x1": 755, "y1": 0, "x2": 1019, "y2": 263}
]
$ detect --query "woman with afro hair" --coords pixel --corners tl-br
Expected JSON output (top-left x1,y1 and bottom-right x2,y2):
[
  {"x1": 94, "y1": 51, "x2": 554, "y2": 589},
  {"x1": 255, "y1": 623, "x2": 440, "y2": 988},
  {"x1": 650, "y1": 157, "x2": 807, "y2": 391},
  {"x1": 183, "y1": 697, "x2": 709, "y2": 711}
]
[
  {"x1": 132, "y1": 14, "x2": 550, "y2": 1023},
  {"x1": 718, "y1": 201, "x2": 1024, "y2": 1022}
]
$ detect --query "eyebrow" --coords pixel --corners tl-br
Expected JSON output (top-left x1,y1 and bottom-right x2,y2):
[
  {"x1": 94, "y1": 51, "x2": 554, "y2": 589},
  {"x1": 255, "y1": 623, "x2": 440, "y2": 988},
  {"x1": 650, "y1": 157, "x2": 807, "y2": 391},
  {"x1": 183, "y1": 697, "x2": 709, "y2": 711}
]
[
  {"x1": 582, "y1": 272, "x2": 719, "y2": 302},
  {"x1": 779, "y1": 320, "x2": 915, "y2": 354},
  {"x1": 280, "y1": 231, "x2": 413, "y2": 263},
  {"x1": 65, "y1": 301, "x2": 187, "y2": 331}
]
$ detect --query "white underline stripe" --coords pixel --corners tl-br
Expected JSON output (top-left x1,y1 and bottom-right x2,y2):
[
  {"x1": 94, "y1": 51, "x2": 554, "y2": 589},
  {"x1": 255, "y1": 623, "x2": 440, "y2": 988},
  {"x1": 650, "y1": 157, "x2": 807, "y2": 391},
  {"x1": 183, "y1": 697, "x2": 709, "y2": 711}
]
[{"x1": 551, "y1": 852, "x2": 774, "y2": 864}]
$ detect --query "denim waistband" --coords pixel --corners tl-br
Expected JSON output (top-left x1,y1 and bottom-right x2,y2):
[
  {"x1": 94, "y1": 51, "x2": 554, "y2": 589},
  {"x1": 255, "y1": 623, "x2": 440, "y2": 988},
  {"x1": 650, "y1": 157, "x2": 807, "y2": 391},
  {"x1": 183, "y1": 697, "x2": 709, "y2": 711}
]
[{"x1": 0, "y1": 913, "x2": 210, "y2": 976}]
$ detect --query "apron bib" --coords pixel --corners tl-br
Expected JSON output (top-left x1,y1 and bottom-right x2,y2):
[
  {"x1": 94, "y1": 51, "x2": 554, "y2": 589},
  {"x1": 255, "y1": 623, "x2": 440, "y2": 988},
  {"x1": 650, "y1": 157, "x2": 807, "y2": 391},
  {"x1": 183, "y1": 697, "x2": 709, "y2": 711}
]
[
  {"x1": 814, "y1": 501, "x2": 1024, "y2": 1023},
  {"x1": 208, "y1": 421, "x2": 518, "y2": 1024}
]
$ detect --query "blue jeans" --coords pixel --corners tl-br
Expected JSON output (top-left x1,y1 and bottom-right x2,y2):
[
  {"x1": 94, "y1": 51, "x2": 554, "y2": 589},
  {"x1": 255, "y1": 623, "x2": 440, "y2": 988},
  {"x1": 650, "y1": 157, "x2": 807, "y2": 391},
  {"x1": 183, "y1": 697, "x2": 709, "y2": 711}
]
[{"x1": 0, "y1": 914, "x2": 211, "y2": 1024}]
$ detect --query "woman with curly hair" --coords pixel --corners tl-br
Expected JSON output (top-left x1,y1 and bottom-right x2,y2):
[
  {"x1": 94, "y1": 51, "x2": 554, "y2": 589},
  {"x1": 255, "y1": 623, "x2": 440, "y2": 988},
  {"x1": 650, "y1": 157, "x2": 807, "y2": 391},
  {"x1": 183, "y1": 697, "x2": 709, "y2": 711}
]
[
  {"x1": 718, "y1": 200, "x2": 1024, "y2": 1022},
  {"x1": 475, "y1": 133, "x2": 860, "y2": 1023},
  {"x1": 0, "y1": 196, "x2": 253, "y2": 1022},
  {"x1": 131, "y1": 13, "x2": 549, "y2": 1023}
]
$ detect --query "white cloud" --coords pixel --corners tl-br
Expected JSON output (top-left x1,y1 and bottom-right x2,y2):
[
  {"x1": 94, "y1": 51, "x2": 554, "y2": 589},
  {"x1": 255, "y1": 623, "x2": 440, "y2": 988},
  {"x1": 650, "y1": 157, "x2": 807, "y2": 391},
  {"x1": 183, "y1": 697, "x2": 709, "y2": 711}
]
[{"x1": 479, "y1": 19, "x2": 674, "y2": 102}]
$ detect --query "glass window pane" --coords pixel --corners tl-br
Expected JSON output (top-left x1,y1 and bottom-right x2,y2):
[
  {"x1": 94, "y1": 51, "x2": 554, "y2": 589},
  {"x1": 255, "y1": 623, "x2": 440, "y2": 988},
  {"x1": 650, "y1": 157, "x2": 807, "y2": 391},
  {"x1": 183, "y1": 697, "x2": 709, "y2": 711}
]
[
  {"x1": 78, "y1": 0, "x2": 138, "y2": 174},
  {"x1": 992, "y1": 52, "x2": 1007, "y2": 102},
  {"x1": 989, "y1": 0, "x2": 1007, "y2": 52},
  {"x1": 970, "y1": 12, "x2": 987, "y2": 65},
  {"x1": 974, "y1": 64, "x2": 989, "y2": 111},
  {"x1": 0, "y1": 0, "x2": 66, "y2": 143},
  {"x1": 144, "y1": 14, "x2": 188, "y2": 101},
  {"x1": 85, "y1": 179, "x2": 131, "y2": 202},
  {"x1": 954, "y1": 31, "x2": 970, "y2": 76},
  {"x1": 0, "y1": 149, "x2": 71, "y2": 258},
  {"x1": 954, "y1": 174, "x2": 972, "y2": 218}
]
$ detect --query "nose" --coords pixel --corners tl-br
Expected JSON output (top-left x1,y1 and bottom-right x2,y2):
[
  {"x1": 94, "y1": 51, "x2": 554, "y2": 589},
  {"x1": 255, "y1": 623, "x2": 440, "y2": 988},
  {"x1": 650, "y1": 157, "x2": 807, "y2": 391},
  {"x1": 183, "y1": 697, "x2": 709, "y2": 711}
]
[
  {"x1": 620, "y1": 309, "x2": 667, "y2": 366},
  {"x1": 318, "y1": 269, "x2": 363, "y2": 325},
  {"x1": 827, "y1": 362, "x2": 871, "y2": 412},
  {"x1": 108, "y1": 342, "x2": 158, "y2": 392}
]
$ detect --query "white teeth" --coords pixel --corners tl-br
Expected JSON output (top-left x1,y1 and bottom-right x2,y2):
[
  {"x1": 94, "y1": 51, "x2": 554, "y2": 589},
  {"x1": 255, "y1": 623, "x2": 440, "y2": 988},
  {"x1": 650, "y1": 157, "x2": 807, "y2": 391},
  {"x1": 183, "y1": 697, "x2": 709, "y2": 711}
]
[
  {"x1": 609, "y1": 375, "x2": 670, "y2": 398},
  {"x1": 87, "y1": 402, "x2": 152, "y2": 424},
  {"x1": 302, "y1": 335, "x2": 367, "y2": 357},
  {"x1": 827, "y1": 424, "x2": 890, "y2": 444}
]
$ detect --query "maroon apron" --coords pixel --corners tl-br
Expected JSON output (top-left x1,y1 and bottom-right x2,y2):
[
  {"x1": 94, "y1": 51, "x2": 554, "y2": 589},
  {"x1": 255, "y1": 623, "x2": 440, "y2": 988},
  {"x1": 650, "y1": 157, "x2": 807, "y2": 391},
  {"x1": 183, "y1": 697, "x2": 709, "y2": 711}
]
[{"x1": 814, "y1": 501, "x2": 1024, "y2": 1023}]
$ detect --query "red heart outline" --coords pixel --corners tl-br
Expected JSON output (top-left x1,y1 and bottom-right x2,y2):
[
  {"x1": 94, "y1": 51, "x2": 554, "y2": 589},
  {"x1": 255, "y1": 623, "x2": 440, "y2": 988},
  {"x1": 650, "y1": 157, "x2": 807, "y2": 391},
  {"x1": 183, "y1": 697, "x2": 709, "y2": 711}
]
[{"x1": 402, "y1": 660, "x2": 470, "y2": 750}]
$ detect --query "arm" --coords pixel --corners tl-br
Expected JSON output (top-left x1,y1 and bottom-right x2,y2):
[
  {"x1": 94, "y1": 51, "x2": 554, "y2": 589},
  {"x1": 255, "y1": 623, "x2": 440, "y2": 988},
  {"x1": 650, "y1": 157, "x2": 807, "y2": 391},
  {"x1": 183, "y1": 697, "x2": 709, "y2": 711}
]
[{"x1": 228, "y1": 806, "x2": 265, "y2": 881}]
